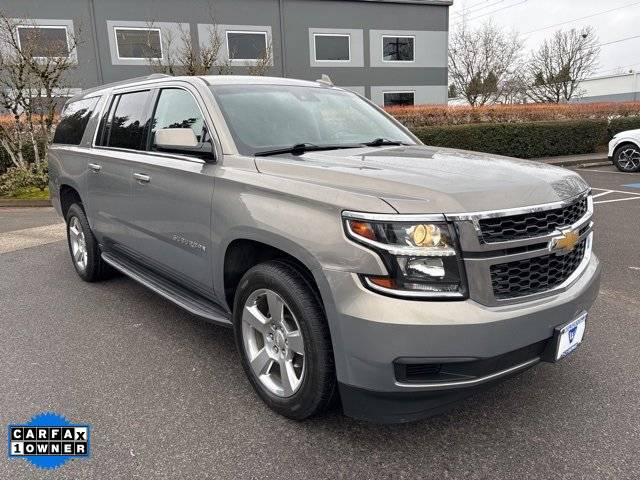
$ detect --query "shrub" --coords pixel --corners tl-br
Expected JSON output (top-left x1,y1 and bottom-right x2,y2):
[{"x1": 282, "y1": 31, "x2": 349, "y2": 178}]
[
  {"x1": 388, "y1": 102, "x2": 640, "y2": 129},
  {"x1": 0, "y1": 162, "x2": 49, "y2": 196},
  {"x1": 412, "y1": 119, "x2": 608, "y2": 159},
  {"x1": 608, "y1": 116, "x2": 640, "y2": 141}
]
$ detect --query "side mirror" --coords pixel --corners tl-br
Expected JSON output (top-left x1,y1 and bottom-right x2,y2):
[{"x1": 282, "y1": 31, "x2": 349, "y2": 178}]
[
  {"x1": 153, "y1": 128, "x2": 215, "y2": 161},
  {"x1": 155, "y1": 128, "x2": 199, "y2": 149}
]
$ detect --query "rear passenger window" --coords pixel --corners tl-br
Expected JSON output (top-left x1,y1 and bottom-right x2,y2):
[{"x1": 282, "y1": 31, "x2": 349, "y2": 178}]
[
  {"x1": 53, "y1": 97, "x2": 99, "y2": 145},
  {"x1": 105, "y1": 90, "x2": 151, "y2": 150}
]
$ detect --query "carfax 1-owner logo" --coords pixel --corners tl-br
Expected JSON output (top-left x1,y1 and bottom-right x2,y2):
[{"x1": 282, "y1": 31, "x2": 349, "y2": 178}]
[{"x1": 7, "y1": 412, "x2": 91, "y2": 470}]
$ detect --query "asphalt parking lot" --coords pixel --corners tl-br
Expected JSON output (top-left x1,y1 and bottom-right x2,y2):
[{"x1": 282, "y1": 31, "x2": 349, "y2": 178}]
[{"x1": 1, "y1": 164, "x2": 639, "y2": 479}]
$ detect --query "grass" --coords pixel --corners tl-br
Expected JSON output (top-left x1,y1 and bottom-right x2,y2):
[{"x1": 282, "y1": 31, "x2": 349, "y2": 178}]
[{"x1": 0, "y1": 186, "x2": 50, "y2": 200}]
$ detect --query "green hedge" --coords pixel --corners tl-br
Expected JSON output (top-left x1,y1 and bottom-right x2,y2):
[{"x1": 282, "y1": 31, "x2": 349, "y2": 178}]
[
  {"x1": 608, "y1": 115, "x2": 640, "y2": 141},
  {"x1": 411, "y1": 119, "x2": 608, "y2": 159}
]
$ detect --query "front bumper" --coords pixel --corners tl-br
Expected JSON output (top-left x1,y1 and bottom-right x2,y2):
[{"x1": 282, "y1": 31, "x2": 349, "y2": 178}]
[{"x1": 320, "y1": 253, "x2": 601, "y2": 423}]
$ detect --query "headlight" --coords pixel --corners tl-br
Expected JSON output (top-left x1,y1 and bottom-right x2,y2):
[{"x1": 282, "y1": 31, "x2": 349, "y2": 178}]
[{"x1": 343, "y1": 213, "x2": 467, "y2": 299}]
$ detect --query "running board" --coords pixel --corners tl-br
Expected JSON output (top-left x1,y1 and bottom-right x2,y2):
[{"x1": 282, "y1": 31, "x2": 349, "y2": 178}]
[{"x1": 101, "y1": 252, "x2": 232, "y2": 327}]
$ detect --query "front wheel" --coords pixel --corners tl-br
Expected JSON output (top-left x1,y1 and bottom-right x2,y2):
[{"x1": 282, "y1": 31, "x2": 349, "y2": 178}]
[
  {"x1": 233, "y1": 261, "x2": 336, "y2": 420},
  {"x1": 613, "y1": 143, "x2": 640, "y2": 172}
]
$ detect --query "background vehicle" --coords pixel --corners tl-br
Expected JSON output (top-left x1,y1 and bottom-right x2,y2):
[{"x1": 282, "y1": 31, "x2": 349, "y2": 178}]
[
  {"x1": 48, "y1": 75, "x2": 601, "y2": 423},
  {"x1": 609, "y1": 129, "x2": 640, "y2": 172}
]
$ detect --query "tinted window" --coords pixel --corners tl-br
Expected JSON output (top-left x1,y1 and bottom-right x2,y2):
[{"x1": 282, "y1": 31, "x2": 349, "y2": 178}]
[
  {"x1": 53, "y1": 97, "x2": 99, "y2": 145},
  {"x1": 115, "y1": 28, "x2": 162, "y2": 59},
  {"x1": 17, "y1": 26, "x2": 69, "y2": 57},
  {"x1": 107, "y1": 91, "x2": 151, "y2": 150},
  {"x1": 227, "y1": 32, "x2": 267, "y2": 60},
  {"x1": 151, "y1": 89, "x2": 205, "y2": 146},
  {"x1": 314, "y1": 35, "x2": 350, "y2": 61},
  {"x1": 383, "y1": 92, "x2": 415, "y2": 107},
  {"x1": 383, "y1": 36, "x2": 414, "y2": 62}
]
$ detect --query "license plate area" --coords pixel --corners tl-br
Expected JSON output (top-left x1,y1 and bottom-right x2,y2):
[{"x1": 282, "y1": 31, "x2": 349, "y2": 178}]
[{"x1": 543, "y1": 311, "x2": 587, "y2": 362}]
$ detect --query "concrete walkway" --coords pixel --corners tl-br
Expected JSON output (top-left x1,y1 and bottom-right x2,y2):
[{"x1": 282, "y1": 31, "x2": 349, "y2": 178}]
[{"x1": 535, "y1": 152, "x2": 610, "y2": 167}]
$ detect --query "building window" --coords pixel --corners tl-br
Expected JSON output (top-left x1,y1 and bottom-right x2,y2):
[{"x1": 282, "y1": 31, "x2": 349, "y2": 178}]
[
  {"x1": 382, "y1": 36, "x2": 414, "y2": 62},
  {"x1": 314, "y1": 34, "x2": 350, "y2": 62},
  {"x1": 114, "y1": 27, "x2": 162, "y2": 60},
  {"x1": 16, "y1": 26, "x2": 69, "y2": 57},
  {"x1": 226, "y1": 31, "x2": 268, "y2": 60},
  {"x1": 383, "y1": 91, "x2": 415, "y2": 107}
]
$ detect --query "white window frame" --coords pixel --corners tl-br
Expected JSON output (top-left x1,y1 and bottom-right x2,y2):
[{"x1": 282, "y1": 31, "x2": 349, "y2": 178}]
[
  {"x1": 383, "y1": 91, "x2": 416, "y2": 107},
  {"x1": 225, "y1": 30, "x2": 268, "y2": 61},
  {"x1": 15, "y1": 25, "x2": 71, "y2": 59},
  {"x1": 313, "y1": 33, "x2": 351, "y2": 63},
  {"x1": 113, "y1": 26, "x2": 163, "y2": 61},
  {"x1": 381, "y1": 35, "x2": 415, "y2": 63}
]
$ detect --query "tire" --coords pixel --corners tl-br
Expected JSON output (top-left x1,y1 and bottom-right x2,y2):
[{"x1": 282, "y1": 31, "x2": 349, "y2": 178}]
[
  {"x1": 233, "y1": 260, "x2": 337, "y2": 420},
  {"x1": 65, "y1": 203, "x2": 113, "y2": 282},
  {"x1": 613, "y1": 143, "x2": 640, "y2": 172}
]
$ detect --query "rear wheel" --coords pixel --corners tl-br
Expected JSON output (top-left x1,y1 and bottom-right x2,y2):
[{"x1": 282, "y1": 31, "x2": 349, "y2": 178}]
[
  {"x1": 65, "y1": 203, "x2": 113, "y2": 282},
  {"x1": 613, "y1": 143, "x2": 640, "y2": 172},
  {"x1": 233, "y1": 261, "x2": 336, "y2": 420}
]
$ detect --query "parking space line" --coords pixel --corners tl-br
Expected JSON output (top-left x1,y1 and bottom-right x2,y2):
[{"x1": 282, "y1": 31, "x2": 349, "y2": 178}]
[
  {"x1": 0, "y1": 223, "x2": 66, "y2": 254},
  {"x1": 591, "y1": 187, "x2": 640, "y2": 196},
  {"x1": 593, "y1": 196, "x2": 640, "y2": 205},
  {"x1": 592, "y1": 190, "x2": 613, "y2": 198}
]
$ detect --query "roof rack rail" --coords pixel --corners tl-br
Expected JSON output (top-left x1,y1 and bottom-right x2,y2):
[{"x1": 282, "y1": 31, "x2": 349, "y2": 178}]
[{"x1": 316, "y1": 74, "x2": 334, "y2": 86}]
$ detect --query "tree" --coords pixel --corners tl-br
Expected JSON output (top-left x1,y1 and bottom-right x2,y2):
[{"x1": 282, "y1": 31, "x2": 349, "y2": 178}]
[
  {"x1": 526, "y1": 27, "x2": 600, "y2": 103},
  {"x1": 0, "y1": 12, "x2": 81, "y2": 169},
  {"x1": 448, "y1": 22, "x2": 523, "y2": 106}
]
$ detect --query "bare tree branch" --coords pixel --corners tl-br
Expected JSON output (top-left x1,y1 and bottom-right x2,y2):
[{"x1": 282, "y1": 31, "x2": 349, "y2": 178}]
[
  {"x1": 448, "y1": 22, "x2": 523, "y2": 106},
  {"x1": 526, "y1": 27, "x2": 600, "y2": 103}
]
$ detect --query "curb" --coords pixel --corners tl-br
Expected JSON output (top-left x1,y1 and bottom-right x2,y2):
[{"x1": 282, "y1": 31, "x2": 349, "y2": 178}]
[
  {"x1": 539, "y1": 158, "x2": 610, "y2": 168},
  {"x1": 0, "y1": 198, "x2": 51, "y2": 208}
]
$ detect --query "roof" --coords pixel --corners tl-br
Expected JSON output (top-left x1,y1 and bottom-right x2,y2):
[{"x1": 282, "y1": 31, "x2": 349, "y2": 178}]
[
  {"x1": 69, "y1": 74, "x2": 335, "y2": 102},
  {"x1": 202, "y1": 75, "x2": 322, "y2": 87},
  {"x1": 343, "y1": 0, "x2": 453, "y2": 5}
]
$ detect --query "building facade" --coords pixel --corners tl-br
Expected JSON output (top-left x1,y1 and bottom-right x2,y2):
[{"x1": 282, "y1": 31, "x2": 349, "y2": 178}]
[
  {"x1": 0, "y1": 0, "x2": 451, "y2": 106},
  {"x1": 574, "y1": 71, "x2": 640, "y2": 103}
]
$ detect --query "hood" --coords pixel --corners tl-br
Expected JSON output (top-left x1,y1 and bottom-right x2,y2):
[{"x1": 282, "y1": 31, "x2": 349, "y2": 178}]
[{"x1": 254, "y1": 145, "x2": 590, "y2": 214}]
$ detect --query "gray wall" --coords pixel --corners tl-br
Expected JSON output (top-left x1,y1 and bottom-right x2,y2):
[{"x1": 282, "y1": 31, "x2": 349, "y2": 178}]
[
  {"x1": 573, "y1": 92, "x2": 640, "y2": 103},
  {"x1": 1, "y1": 0, "x2": 449, "y2": 104}
]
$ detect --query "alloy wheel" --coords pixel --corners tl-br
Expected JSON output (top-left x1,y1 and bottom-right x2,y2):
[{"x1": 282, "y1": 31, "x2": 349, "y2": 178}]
[
  {"x1": 617, "y1": 147, "x2": 640, "y2": 171},
  {"x1": 68, "y1": 216, "x2": 88, "y2": 272},
  {"x1": 241, "y1": 288, "x2": 305, "y2": 397}
]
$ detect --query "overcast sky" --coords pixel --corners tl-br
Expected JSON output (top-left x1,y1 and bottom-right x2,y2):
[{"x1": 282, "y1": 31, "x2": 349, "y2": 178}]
[{"x1": 449, "y1": 0, "x2": 640, "y2": 77}]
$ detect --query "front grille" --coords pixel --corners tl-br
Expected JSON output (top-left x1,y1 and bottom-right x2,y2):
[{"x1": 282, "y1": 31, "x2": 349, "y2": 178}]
[
  {"x1": 479, "y1": 196, "x2": 588, "y2": 243},
  {"x1": 490, "y1": 238, "x2": 587, "y2": 299}
]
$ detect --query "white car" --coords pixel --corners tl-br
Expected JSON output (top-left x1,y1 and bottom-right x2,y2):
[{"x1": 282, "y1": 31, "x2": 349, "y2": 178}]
[{"x1": 609, "y1": 129, "x2": 640, "y2": 172}]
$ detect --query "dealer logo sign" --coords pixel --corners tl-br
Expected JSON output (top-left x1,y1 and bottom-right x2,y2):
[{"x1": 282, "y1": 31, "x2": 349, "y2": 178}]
[{"x1": 7, "y1": 412, "x2": 90, "y2": 470}]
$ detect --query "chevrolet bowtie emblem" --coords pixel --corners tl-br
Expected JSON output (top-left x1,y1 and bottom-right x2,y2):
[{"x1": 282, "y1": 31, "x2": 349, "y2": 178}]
[{"x1": 550, "y1": 228, "x2": 580, "y2": 254}]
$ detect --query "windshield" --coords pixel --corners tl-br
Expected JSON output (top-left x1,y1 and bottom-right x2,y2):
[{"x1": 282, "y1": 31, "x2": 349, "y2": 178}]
[{"x1": 210, "y1": 84, "x2": 415, "y2": 156}]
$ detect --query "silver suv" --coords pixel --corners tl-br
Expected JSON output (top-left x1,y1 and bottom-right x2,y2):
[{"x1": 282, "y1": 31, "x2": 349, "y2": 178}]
[{"x1": 49, "y1": 75, "x2": 601, "y2": 423}]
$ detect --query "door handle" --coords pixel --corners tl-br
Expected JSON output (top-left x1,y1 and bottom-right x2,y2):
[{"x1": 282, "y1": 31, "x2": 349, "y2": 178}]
[
  {"x1": 88, "y1": 163, "x2": 102, "y2": 173},
  {"x1": 133, "y1": 173, "x2": 151, "y2": 183}
]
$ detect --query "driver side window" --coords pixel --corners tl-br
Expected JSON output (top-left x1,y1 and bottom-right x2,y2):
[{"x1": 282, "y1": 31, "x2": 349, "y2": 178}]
[{"x1": 151, "y1": 88, "x2": 205, "y2": 148}]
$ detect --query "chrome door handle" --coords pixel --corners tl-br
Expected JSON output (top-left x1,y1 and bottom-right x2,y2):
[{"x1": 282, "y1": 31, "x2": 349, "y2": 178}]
[
  {"x1": 133, "y1": 173, "x2": 151, "y2": 183},
  {"x1": 88, "y1": 163, "x2": 102, "y2": 172}
]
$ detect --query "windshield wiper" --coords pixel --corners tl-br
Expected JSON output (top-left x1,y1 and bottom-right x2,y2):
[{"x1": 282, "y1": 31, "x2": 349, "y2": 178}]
[
  {"x1": 254, "y1": 143, "x2": 361, "y2": 157},
  {"x1": 362, "y1": 138, "x2": 409, "y2": 147}
]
